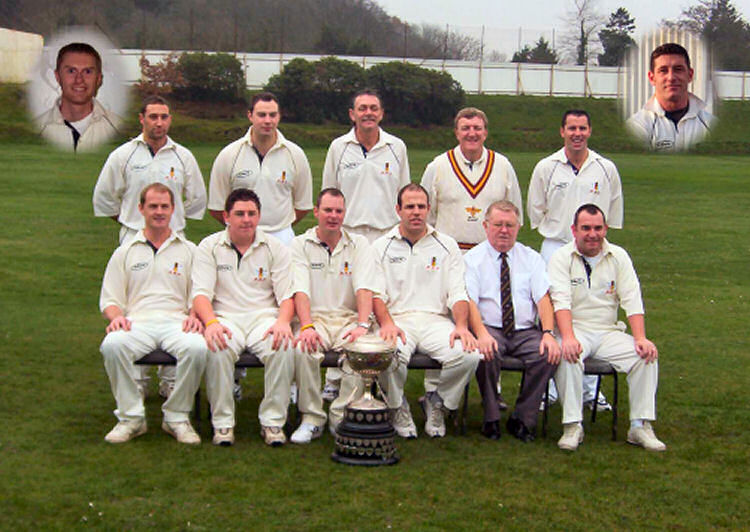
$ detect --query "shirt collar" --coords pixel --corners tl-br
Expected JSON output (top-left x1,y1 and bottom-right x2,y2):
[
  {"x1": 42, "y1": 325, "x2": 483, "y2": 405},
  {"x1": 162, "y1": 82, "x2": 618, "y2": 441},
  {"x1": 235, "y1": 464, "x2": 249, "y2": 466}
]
[
  {"x1": 243, "y1": 126, "x2": 287, "y2": 151},
  {"x1": 454, "y1": 145, "x2": 487, "y2": 166}
]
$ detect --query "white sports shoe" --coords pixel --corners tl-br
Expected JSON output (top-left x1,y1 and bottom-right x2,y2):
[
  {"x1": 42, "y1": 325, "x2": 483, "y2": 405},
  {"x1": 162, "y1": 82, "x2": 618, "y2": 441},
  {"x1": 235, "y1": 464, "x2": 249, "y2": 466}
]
[
  {"x1": 212, "y1": 427, "x2": 234, "y2": 446},
  {"x1": 158, "y1": 380, "x2": 175, "y2": 399},
  {"x1": 290, "y1": 422, "x2": 323, "y2": 444},
  {"x1": 105, "y1": 418, "x2": 147, "y2": 444},
  {"x1": 321, "y1": 381, "x2": 340, "y2": 402},
  {"x1": 162, "y1": 420, "x2": 200, "y2": 445},
  {"x1": 627, "y1": 421, "x2": 666, "y2": 451},
  {"x1": 420, "y1": 393, "x2": 446, "y2": 438},
  {"x1": 558, "y1": 423, "x2": 584, "y2": 451},
  {"x1": 261, "y1": 425, "x2": 287, "y2": 447},
  {"x1": 391, "y1": 398, "x2": 418, "y2": 439}
]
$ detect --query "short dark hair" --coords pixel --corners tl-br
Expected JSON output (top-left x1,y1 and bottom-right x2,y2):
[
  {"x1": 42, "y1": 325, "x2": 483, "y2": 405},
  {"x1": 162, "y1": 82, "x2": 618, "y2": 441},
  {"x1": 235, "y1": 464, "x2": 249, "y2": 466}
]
[
  {"x1": 397, "y1": 183, "x2": 429, "y2": 208},
  {"x1": 140, "y1": 95, "x2": 170, "y2": 114},
  {"x1": 316, "y1": 187, "x2": 345, "y2": 208},
  {"x1": 139, "y1": 183, "x2": 174, "y2": 206},
  {"x1": 250, "y1": 92, "x2": 279, "y2": 112},
  {"x1": 573, "y1": 203, "x2": 606, "y2": 226},
  {"x1": 650, "y1": 42, "x2": 691, "y2": 72},
  {"x1": 225, "y1": 188, "x2": 261, "y2": 213},
  {"x1": 350, "y1": 88, "x2": 382, "y2": 110},
  {"x1": 56, "y1": 42, "x2": 101, "y2": 72},
  {"x1": 561, "y1": 109, "x2": 591, "y2": 128}
]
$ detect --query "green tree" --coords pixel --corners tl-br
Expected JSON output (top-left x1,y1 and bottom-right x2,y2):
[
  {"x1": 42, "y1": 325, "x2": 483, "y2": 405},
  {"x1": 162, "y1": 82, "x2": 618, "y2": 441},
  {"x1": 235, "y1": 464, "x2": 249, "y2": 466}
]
[
  {"x1": 663, "y1": 0, "x2": 750, "y2": 71},
  {"x1": 513, "y1": 37, "x2": 559, "y2": 64},
  {"x1": 598, "y1": 7, "x2": 636, "y2": 66}
]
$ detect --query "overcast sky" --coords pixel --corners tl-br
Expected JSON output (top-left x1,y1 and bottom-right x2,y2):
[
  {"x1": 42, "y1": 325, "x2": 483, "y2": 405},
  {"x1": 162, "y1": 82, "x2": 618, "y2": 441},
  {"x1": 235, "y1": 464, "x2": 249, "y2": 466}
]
[{"x1": 375, "y1": 0, "x2": 750, "y2": 57}]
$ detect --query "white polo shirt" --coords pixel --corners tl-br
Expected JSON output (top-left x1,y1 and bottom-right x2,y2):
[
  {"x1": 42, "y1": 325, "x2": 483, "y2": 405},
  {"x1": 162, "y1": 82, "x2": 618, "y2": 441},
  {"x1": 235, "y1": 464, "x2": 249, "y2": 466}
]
[
  {"x1": 99, "y1": 230, "x2": 195, "y2": 321},
  {"x1": 626, "y1": 93, "x2": 717, "y2": 152},
  {"x1": 464, "y1": 240, "x2": 549, "y2": 330},
  {"x1": 37, "y1": 98, "x2": 122, "y2": 153},
  {"x1": 547, "y1": 239, "x2": 645, "y2": 332},
  {"x1": 420, "y1": 146, "x2": 523, "y2": 250},
  {"x1": 191, "y1": 228, "x2": 292, "y2": 321},
  {"x1": 208, "y1": 127, "x2": 313, "y2": 232},
  {"x1": 372, "y1": 225, "x2": 468, "y2": 317},
  {"x1": 93, "y1": 134, "x2": 206, "y2": 232},
  {"x1": 291, "y1": 227, "x2": 381, "y2": 321},
  {"x1": 527, "y1": 147, "x2": 623, "y2": 242},
  {"x1": 322, "y1": 127, "x2": 410, "y2": 231}
]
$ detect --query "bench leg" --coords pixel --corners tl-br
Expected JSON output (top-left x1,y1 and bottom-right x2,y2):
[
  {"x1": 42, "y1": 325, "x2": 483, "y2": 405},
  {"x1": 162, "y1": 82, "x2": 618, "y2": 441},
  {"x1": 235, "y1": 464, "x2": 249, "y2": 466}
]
[
  {"x1": 591, "y1": 375, "x2": 602, "y2": 424},
  {"x1": 611, "y1": 373, "x2": 618, "y2": 441}
]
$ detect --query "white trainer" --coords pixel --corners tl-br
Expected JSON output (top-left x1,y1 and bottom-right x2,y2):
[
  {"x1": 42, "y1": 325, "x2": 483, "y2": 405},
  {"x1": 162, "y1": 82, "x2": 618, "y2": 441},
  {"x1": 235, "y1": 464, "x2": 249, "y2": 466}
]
[
  {"x1": 391, "y1": 398, "x2": 418, "y2": 439},
  {"x1": 558, "y1": 423, "x2": 584, "y2": 451},
  {"x1": 105, "y1": 418, "x2": 147, "y2": 444},
  {"x1": 321, "y1": 381, "x2": 340, "y2": 402},
  {"x1": 162, "y1": 420, "x2": 200, "y2": 445},
  {"x1": 158, "y1": 380, "x2": 175, "y2": 399},
  {"x1": 212, "y1": 427, "x2": 234, "y2": 446},
  {"x1": 627, "y1": 421, "x2": 666, "y2": 451},
  {"x1": 290, "y1": 422, "x2": 323, "y2": 444},
  {"x1": 261, "y1": 425, "x2": 287, "y2": 447},
  {"x1": 420, "y1": 393, "x2": 446, "y2": 438}
]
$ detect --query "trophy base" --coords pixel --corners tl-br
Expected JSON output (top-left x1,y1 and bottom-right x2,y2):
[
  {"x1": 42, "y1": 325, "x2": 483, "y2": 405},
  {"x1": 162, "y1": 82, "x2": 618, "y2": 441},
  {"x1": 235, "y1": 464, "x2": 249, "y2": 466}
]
[{"x1": 331, "y1": 403, "x2": 399, "y2": 466}]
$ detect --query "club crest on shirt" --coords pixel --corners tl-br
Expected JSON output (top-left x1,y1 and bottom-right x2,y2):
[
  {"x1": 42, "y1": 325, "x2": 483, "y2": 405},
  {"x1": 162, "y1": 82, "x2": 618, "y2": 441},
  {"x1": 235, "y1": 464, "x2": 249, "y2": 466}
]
[
  {"x1": 168, "y1": 261, "x2": 184, "y2": 276},
  {"x1": 465, "y1": 205, "x2": 482, "y2": 221},
  {"x1": 254, "y1": 266, "x2": 266, "y2": 281},
  {"x1": 165, "y1": 167, "x2": 176, "y2": 181},
  {"x1": 571, "y1": 277, "x2": 586, "y2": 286},
  {"x1": 380, "y1": 162, "x2": 391, "y2": 175},
  {"x1": 589, "y1": 181, "x2": 600, "y2": 194},
  {"x1": 277, "y1": 170, "x2": 287, "y2": 184},
  {"x1": 426, "y1": 256, "x2": 440, "y2": 271},
  {"x1": 131, "y1": 261, "x2": 149, "y2": 271},
  {"x1": 340, "y1": 261, "x2": 352, "y2": 276},
  {"x1": 217, "y1": 264, "x2": 233, "y2": 272},
  {"x1": 605, "y1": 280, "x2": 616, "y2": 294}
]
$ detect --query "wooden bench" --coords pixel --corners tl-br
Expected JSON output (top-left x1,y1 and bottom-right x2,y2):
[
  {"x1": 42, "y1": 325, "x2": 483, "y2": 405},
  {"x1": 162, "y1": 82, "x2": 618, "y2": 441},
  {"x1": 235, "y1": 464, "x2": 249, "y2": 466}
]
[{"x1": 135, "y1": 349, "x2": 470, "y2": 434}]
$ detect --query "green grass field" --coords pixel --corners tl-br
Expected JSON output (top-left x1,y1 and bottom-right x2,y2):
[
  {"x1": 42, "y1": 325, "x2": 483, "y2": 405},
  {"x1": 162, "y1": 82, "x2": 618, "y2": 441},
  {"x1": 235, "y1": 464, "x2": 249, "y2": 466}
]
[{"x1": 1, "y1": 139, "x2": 748, "y2": 530}]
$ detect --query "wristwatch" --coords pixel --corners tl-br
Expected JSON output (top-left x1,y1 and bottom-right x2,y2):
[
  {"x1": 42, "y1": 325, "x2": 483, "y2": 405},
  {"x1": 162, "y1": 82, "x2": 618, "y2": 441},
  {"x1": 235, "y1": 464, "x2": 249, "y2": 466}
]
[
  {"x1": 357, "y1": 321, "x2": 370, "y2": 330},
  {"x1": 542, "y1": 329, "x2": 554, "y2": 336}
]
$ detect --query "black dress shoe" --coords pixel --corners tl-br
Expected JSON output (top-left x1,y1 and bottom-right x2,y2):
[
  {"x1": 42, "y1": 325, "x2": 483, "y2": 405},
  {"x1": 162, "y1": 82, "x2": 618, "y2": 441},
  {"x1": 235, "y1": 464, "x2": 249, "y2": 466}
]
[
  {"x1": 505, "y1": 416, "x2": 535, "y2": 443},
  {"x1": 481, "y1": 421, "x2": 501, "y2": 440},
  {"x1": 497, "y1": 394, "x2": 509, "y2": 411}
]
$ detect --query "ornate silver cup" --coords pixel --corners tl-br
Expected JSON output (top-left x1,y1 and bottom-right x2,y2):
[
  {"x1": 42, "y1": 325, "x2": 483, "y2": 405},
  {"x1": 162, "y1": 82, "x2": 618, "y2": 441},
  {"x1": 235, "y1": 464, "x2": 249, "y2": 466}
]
[{"x1": 331, "y1": 334, "x2": 399, "y2": 466}]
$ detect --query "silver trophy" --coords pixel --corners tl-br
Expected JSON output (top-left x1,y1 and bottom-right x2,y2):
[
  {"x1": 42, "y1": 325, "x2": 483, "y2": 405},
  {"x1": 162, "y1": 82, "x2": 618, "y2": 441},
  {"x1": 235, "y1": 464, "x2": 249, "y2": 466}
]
[{"x1": 331, "y1": 334, "x2": 399, "y2": 466}]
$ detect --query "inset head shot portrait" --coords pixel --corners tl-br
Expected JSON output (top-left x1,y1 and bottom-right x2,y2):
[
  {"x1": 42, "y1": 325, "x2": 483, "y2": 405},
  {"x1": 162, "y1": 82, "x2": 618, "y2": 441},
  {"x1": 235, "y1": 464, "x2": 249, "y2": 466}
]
[
  {"x1": 28, "y1": 27, "x2": 129, "y2": 153},
  {"x1": 621, "y1": 30, "x2": 717, "y2": 153}
]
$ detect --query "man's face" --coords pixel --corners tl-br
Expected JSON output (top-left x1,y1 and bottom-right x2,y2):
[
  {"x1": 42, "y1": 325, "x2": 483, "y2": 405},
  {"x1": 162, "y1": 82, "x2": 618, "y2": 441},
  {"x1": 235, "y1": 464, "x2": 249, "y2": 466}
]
[
  {"x1": 349, "y1": 94, "x2": 383, "y2": 133},
  {"x1": 648, "y1": 54, "x2": 694, "y2": 107},
  {"x1": 455, "y1": 116, "x2": 488, "y2": 155},
  {"x1": 483, "y1": 208, "x2": 519, "y2": 253},
  {"x1": 224, "y1": 200, "x2": 260, "y2": 242},
  {"x1": 572, "y1": 210, "x2": 608, "y2": 257},
  {"x1": 560, "y1": 114, "x2": 591, "y2": 154},
  {"x1": 314, "y1": 193, "x2": 345, "y2": 234},
  {"x1": 138, "y1": 189, "x2": 174, "y2": 231},
  {"x1": 248, "y1": 99, "x2": 280, "y2": 140},
  {"x1": 396, "y1": 189, "x2": 429, "y2": 234},
  {"x1": 54, "y1": 52, "x2": 102, "y2": 106},
  {"x1": 139, "y1": 104, "x2": 171, "y2": 142}
]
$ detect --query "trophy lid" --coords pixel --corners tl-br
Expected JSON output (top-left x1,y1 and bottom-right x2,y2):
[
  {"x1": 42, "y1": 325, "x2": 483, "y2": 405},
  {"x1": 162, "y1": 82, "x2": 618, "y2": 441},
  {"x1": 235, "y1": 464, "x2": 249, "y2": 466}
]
[{"x1": 344, "y1": 333, "x2": 396, "y2": 354}]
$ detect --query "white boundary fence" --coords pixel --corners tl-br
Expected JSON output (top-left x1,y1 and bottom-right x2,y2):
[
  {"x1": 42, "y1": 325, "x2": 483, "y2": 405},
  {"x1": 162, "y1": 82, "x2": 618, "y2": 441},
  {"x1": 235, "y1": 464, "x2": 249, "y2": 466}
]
[{"x1": 118, "y1": 49, "x2": 749, "y2": 101}]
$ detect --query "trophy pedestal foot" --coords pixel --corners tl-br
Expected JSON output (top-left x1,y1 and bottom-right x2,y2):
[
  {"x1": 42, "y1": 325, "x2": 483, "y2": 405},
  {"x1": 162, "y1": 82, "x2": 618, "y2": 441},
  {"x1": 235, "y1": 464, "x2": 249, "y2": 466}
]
[{"x1": 331, "y1": 403, "x2": 399, "y2": 466}]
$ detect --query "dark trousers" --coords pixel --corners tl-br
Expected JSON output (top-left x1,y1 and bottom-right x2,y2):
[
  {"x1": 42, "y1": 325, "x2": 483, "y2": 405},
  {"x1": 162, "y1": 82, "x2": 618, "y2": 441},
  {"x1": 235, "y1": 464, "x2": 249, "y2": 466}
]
[{"x1": 475, "y1": 326, "x2": 558, "y2": 430}]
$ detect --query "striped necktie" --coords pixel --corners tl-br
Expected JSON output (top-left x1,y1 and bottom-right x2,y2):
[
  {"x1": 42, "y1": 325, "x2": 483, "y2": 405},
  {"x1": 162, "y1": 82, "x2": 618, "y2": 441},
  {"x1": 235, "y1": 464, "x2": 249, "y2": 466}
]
[{"x1": 500, "y1": 252, "x2": 515, "y2": 337}]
